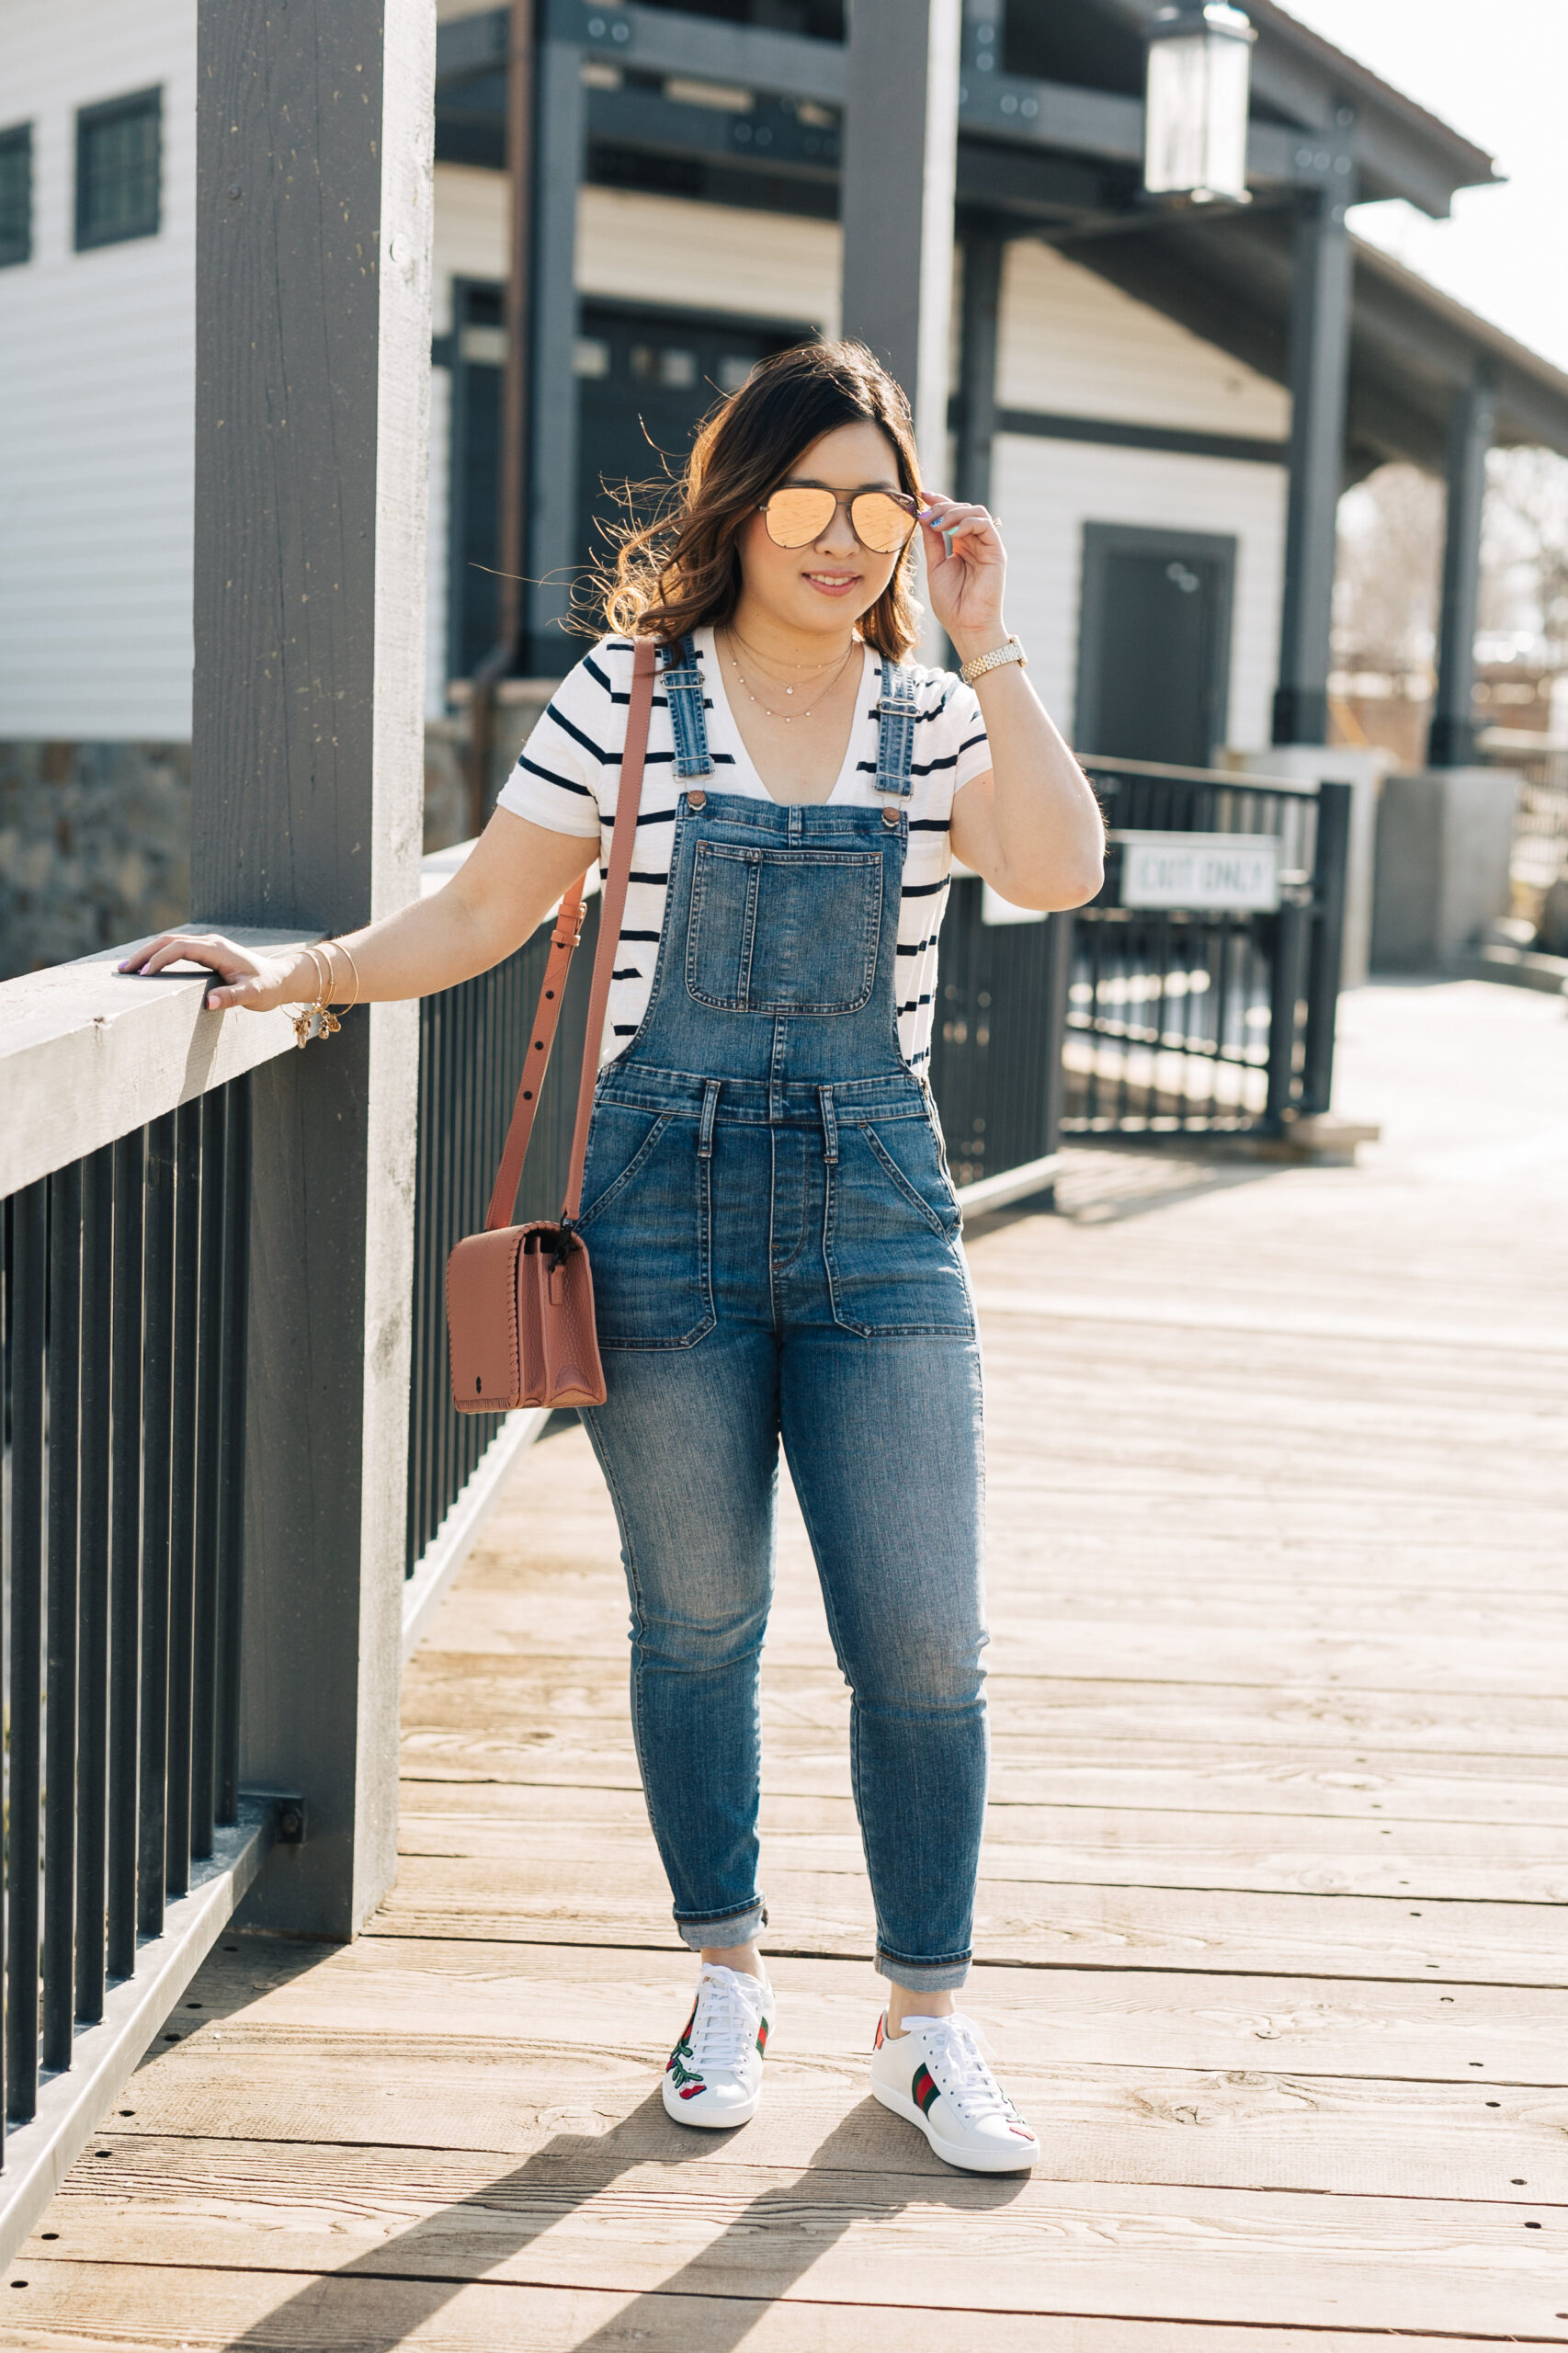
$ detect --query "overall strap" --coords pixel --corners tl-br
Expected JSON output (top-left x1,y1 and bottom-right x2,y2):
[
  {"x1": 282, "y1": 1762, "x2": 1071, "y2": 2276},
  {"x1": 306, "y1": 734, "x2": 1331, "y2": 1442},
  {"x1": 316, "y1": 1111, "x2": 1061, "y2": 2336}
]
[
  {"x1": 483, "y1": 639, "x2": 657, "y2": 1233},
  {"x1": 662, "y1": 632, "x2": 713, "y2": 779},
  {"x1": 875, "y1": 656, "x2": 918, "y2": 799},
  {"x1": 561, "y1": 637, "x2": 658, "y2": 1222}
]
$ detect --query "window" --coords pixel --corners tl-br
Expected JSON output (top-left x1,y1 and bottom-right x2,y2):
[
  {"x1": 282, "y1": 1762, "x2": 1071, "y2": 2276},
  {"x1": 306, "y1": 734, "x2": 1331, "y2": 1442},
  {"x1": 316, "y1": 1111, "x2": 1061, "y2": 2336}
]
[
  {"x1": 75, "y1": 86, "x2": 161, "y2": 250},
  {"x1": 0, "y1": 123, "x2": 31, "y2": 267}
]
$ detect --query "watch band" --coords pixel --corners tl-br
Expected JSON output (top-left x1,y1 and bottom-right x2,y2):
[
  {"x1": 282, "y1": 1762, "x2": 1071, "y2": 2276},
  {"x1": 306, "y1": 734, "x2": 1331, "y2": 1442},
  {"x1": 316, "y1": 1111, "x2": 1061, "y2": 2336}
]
[{"x1": 960, "y1": 635, "x2": 1026, "y2": 688}]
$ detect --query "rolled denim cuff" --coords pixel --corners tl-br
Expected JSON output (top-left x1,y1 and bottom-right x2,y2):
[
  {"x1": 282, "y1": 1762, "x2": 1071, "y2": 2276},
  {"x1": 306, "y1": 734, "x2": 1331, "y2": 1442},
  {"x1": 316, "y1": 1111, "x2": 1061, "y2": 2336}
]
[
  {"x1": 675, "y1": 1897, "x2": 767, "y2": 1953},
  {"x1": 875, "y1": 1946, "x2": 971, "y2": 1994}
]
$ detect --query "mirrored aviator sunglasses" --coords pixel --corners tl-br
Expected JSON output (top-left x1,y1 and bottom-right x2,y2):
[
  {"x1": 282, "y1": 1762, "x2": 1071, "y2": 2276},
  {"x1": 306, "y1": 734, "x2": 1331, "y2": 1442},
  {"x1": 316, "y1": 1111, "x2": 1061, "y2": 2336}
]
[{"x1": 761, "y1": 485, "x2": 921, "y2": 555}]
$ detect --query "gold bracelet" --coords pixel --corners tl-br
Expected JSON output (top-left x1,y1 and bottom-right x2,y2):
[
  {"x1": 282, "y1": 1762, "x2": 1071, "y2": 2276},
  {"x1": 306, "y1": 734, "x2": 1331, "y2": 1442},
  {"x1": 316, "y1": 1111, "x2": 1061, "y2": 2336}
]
[
  {"x1": 290, "y1": 944, "x2": 342, "y2": 1048},
  {"x1": 330, "y1": 938, "x2": 362, "y2": 1016}
]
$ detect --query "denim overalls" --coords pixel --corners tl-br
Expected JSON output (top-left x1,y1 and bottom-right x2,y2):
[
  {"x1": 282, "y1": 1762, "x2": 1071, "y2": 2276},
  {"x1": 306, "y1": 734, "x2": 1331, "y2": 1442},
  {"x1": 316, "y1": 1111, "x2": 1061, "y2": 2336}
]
[{"x1": 577, "y1": 638, "x2": 987, "y2": 1993}]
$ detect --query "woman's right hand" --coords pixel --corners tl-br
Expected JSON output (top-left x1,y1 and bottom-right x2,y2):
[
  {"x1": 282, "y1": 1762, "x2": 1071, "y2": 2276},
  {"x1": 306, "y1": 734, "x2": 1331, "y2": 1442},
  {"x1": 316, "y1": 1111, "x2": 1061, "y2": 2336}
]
[{"x1": 120, "y1": 931, "x2": 312, "y2": 1014}]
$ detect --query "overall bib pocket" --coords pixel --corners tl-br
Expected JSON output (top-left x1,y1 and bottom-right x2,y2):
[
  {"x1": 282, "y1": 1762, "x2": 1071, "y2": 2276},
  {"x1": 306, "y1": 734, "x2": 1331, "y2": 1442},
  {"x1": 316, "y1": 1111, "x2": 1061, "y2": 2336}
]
[
  {"x1": 823, "y1": 1115, "x2": 974, "y2": 1337},
  {"x1": 686, "y1": 844, "x2": 882, "y2": 1015},
  {"x1": 577, "y1": 1103, "x2": 715, "y2": 1348}
]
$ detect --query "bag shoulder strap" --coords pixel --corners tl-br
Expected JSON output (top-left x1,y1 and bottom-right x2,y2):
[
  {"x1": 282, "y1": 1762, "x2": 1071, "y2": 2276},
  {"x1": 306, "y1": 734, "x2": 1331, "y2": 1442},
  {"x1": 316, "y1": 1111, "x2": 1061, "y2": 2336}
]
[{"x1": 483, "y1": 636, "x2": 658, "y2": 1233}]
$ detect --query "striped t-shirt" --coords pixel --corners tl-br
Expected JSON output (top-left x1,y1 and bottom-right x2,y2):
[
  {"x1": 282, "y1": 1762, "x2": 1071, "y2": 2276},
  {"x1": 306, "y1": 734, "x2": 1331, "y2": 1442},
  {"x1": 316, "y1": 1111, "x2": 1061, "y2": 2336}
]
[{"x1": 496, "y1": 629, "x2": 993, "y2": 1070}]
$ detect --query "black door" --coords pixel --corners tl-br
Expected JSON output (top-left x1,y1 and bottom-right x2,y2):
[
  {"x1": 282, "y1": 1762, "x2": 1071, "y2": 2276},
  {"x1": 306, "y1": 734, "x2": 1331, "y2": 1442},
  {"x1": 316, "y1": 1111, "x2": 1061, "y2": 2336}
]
[
  {"x1": 574, "y1": 303, "x2": 808, "y2": 583},
  {"x1": 1075, "y1": 523, "x2": 1236, "y2": 767}
]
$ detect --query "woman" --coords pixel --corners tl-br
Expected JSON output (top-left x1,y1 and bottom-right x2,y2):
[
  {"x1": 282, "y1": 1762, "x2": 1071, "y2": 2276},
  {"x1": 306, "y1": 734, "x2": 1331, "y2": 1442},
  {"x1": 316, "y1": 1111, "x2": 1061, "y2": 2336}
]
[{"x1": 134, "y1": 341, "x2": 1104, "y2": 2175}]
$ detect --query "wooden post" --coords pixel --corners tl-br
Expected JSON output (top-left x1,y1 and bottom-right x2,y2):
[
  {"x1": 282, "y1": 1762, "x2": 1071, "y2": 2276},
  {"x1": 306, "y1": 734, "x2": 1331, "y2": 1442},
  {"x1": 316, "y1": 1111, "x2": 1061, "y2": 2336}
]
[
  {"x1": 840, "y1": 0, "x2": 962, "y2": 492},
  {"x1": 954, "y1": 231, "x2": 1003, "y2": 510},
  {"x1": 525, "y1": 21, "x2": 587, "y2": 676},
  {"x1": 1272, "y1": 116, "x2": 1356, "y2": 749},
  {"x1": 1427, "y1": 369, "x2": 1495, "y2": 768},
  {"x1": 190, "y1": 0, "x2": 435, "y2": 1938}
]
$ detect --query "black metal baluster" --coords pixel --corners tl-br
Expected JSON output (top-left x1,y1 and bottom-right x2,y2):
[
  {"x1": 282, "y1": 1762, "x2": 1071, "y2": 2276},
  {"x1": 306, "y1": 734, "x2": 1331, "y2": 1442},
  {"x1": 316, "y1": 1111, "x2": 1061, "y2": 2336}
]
[
  {"x1": 75, "y1": 1146, "x2": 114, "y2": 2025},
  {"x1": 165, "y1": 1102, "x2": 202, "y2": 1895},
  {"x1": 190, "y1": 1091, "x2": 226, "y2": 1859},
  {"x1": 214, "y1": 1075, "x2": 251, "y2": 1828},
  {"x1": 43, "y1": 1164, "x2": 84, "y2": 2074},
  {"x1": 138, "y1": 1113, "x2": 176, "y2": 1938},
  {"x1": 406, "y1": 1002, "x2": 434, "y2": 1574},
  {"x1": 108, "y1": 1131, "x2": 144, "y2": 1976},
  {"x1": 7, "y1": 1181, "x2": 48, "y2": 2122}
]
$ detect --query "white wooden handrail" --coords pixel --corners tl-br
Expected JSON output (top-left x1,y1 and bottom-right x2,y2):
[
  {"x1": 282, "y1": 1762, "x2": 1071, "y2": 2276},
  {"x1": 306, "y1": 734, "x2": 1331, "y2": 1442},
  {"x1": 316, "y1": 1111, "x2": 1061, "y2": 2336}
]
[{"x1": 0, "y1": 931, "x2": 312, "y2": 1199}]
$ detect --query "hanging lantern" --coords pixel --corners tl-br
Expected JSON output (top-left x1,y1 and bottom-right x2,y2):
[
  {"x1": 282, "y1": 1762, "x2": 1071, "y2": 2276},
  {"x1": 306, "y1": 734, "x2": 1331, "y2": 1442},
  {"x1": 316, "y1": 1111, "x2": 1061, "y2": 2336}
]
[{"x1": 1143, "y1": 3, "x2": 1256, "y2": 207}]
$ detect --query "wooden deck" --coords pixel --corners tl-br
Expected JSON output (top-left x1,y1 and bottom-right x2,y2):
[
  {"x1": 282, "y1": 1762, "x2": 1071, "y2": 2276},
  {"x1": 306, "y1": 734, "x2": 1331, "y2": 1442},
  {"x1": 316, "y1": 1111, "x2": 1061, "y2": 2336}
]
[{"x1": 11, "y1": 978, "x2": 1568, "y2": 2350}]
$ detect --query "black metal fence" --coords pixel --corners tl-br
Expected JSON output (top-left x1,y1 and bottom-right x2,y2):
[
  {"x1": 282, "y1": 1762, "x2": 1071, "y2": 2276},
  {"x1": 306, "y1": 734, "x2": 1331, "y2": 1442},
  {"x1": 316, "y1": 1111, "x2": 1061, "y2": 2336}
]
[
  {"x1": 1065, "y1": 760, "x2": 1351, "y2": 1135},
  {"x1": 406, "y1": 901, "x2": 601, "y2": 1573},
  {"x1": 926, "y1": 881, "x2": 1071, "y2": 1188},
  {"x1": 0, "y1": 1079, "x2": 251, "y2": 2144}
]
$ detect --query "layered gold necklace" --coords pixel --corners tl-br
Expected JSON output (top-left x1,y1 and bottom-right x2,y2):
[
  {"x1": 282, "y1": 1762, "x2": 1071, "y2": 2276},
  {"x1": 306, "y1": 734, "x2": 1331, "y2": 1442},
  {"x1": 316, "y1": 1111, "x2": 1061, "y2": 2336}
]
[{"x1": 723, "y1": 626, "x2": 859, "y2": 724}]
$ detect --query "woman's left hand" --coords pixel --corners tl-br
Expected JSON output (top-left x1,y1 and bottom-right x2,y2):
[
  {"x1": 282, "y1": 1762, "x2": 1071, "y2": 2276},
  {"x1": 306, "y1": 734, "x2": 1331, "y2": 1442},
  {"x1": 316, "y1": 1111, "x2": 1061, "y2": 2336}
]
[{"x1": 917, "y1": 495, "x2": 1007, "y2": 658}]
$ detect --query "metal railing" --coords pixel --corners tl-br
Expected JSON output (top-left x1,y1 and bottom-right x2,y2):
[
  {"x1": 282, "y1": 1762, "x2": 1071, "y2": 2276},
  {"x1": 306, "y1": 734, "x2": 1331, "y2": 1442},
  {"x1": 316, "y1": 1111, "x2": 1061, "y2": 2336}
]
[
  {"x1": 1064, "y1": 760, "x2": 1351, "y2": 1135},
  {"x1": 1478, "y1": 729, "x2": 1568, "y2": 922},
  {"x1": 0, "y1": 949, "x2": 305, "y2": 2257},
  {"x1": 926, "y1": 881, "x2": 1070, "y2": 1189},
  {"x1": 406, "y1": 896, "x2": 601, "y2": 1578}
]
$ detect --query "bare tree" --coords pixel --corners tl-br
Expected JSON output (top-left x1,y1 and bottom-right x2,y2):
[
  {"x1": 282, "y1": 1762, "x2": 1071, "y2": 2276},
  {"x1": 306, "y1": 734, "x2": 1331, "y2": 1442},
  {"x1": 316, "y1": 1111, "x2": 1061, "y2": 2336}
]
[{"x1": 1334, "y1": 463, "x2": 1443, "y2": 678}]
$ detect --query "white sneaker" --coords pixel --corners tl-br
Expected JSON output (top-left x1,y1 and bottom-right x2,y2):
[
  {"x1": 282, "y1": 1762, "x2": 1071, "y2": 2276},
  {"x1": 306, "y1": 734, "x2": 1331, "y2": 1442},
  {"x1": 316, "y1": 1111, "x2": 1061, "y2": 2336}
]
[
  {"x1": 870, "y1": 2009, "x2": 1040, "y2": 2173},
  {"x1": 662, "y1": 1963, "x2": 776, "y2": 2129}
]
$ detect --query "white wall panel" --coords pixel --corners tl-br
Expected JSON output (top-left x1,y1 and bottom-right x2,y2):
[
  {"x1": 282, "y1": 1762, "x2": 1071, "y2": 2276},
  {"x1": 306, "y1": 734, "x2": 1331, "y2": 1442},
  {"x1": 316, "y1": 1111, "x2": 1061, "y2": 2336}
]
[
  {"x1": 577, "y1": 187, "x2": 839, "y2": 331},
  {"x1": 0, "y1": 0, "x2": 198, "y2": 739},
  {"x1": 993, "y1": 434, "x2": 1287, "y2": 751},
  {"x1": 998, "y1": 240, "x2": 1290, "y2": 439}
]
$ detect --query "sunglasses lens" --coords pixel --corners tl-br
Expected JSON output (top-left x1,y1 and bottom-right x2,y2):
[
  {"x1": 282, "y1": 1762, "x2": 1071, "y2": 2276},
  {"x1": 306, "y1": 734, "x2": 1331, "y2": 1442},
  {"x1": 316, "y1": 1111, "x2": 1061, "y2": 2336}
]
[
  {"x1": 764, "y1": 487, "x2": 838, "y2": 548},
  {"x1": 850, "y1": 493, "x2": 916, "y2": 553}
]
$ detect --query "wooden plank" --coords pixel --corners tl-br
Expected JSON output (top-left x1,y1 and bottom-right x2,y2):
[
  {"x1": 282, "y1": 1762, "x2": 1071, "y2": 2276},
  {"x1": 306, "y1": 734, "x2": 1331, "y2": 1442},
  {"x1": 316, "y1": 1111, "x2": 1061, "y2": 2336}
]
[
  {"x1": 397, "y1": 1782, "x2": 1568, "y2": 1904},
  {"x1": 101, "y1": 2031, "x2": 1568, "y2": 2204},
  {"x1": 403, "y1": 1651, "x2": 1568, "y2": 1761},
  {"x1": 28, "y1": 2142, "x2": 1568, "y2": 2334},
  {"x1": 369, "y1": 1850, "x2": 1568, "y2": 1985},
  {"x1": 402, "y1": 1743, "x2": 1568, "y2": 1825},
  {"x1": 164, "y1": 1938, "x2": 1568, "y2": 2082},
  {"x1": 0, "y1": 2265, "x2": 1518, "y2": 2353}
]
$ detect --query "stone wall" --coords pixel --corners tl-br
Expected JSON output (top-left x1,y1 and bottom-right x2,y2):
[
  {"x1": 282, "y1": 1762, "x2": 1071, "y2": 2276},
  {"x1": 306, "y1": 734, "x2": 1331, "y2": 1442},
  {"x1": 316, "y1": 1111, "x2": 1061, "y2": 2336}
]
[
  {"x1": 0, "y1": 739, "x2": 191, "y2": 981},
  {"x1": 0, "y1": 717, "x2": 542, "y2": 980}
]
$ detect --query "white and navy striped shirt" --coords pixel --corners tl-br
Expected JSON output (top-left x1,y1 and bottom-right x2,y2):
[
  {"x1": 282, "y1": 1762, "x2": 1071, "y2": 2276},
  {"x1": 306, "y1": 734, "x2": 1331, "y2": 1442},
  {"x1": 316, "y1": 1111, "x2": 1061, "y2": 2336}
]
[{"x1": 496, "y1": 630, "x2": 993, "y2": 1070}]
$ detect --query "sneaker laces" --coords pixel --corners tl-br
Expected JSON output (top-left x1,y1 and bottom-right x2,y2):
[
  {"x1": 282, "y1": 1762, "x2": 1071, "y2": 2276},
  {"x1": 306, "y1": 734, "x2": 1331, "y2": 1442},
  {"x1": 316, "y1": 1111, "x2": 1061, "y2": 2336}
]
[
  {"x1": 913, "y1": 2013, "x2": 1013, "y2": 2123},
  {"x1": 688, "y1": 1965, "x2": 765, "y2": 2071}
]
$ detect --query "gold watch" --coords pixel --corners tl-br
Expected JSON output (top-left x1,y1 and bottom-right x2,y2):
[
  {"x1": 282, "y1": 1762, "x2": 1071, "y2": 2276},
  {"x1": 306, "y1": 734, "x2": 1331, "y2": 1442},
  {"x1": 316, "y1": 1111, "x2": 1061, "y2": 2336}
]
[{"x1": 959, "y1": 636, "x2": 1026, "y2": 687}]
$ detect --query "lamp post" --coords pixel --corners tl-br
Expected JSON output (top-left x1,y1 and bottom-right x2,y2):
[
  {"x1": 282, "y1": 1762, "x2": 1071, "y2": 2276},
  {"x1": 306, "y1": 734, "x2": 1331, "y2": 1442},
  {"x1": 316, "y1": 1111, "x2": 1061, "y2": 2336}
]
[{"x1": 1142, "y1": 2, "x2": 1256, "y2": 207}]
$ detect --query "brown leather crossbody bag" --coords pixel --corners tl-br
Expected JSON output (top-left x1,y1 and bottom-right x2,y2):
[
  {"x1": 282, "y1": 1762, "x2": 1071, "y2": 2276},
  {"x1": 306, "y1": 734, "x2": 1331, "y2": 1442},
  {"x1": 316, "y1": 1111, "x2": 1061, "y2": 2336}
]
[{"x1": 446, "y1": 639, "x2": 656, "y2": 1414}]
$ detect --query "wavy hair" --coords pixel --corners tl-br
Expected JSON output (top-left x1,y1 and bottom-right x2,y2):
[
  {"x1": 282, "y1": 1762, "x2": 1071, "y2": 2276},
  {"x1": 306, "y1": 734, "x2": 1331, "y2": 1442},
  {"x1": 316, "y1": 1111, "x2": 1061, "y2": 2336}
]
[{"x1": 585, "y1": 339, "x2": 926, "y2": 662}]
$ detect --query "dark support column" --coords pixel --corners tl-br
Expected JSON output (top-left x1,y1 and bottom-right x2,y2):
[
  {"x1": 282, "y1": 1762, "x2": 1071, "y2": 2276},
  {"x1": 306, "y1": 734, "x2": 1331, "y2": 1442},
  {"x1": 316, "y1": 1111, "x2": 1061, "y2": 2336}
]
[
  {"x1": 1272, "y1": 119, "x2": 1356, "y2": 748},
  {"x1": 466, "y1": 0, "x2": 536, "y2": 831},
  {"x1": 1427, "y1": 370, "x2": 1495, "y2": 767},
  {"x1": 191, "y1": 0, "x2": 434, "y2": 1937},
  {"x1": 525, "y1": 24, "x2": 586, "y2": 676},
  {"x1": 954, "y1": 232, "x2": 1002, "y2": 509},
  {"x1": 841, "y1": 0, "x2": 962, "y2": 483}
]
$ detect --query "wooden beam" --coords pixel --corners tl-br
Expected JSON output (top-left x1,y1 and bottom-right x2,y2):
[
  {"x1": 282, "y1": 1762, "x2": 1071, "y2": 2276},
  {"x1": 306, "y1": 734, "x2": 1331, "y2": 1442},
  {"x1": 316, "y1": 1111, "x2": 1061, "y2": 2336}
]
[
  {"x1": 1428, "y1": 369, "x2": 1496, "y2": 768},
  {"x1": 840, "y1": 0, "x2": 961, "y2": 491},
  {"x1": 190, "y1": 0, "x2": 435, "y2": 1938},
  {"x1": 953, "y1": 232, "x2": 1002, "y2": 508},
  {"x1": 1272, "y1": 127, "x2": 1355, "y2": 748}
]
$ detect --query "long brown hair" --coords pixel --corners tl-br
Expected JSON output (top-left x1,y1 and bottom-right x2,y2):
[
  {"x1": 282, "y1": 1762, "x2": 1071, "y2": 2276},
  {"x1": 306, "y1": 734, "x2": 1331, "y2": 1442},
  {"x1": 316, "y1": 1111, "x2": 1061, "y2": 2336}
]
[{"x1": 589, "y1": 339, "x2": 926, "y2": 662}]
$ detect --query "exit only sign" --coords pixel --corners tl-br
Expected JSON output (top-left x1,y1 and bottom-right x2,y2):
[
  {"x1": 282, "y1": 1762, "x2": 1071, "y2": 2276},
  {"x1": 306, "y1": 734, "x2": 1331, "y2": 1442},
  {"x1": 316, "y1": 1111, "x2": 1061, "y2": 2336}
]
[{"x1": 1115, "y1": 831, "x2": 1282, "y2": 913}]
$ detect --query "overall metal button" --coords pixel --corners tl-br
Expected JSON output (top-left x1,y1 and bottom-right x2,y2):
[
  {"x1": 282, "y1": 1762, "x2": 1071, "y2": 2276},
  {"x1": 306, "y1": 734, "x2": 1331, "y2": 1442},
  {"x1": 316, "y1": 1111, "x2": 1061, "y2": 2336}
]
[
  {"x1": 881, "y1": 805, "x2": 900, "y2": 828},
  {"x1": 686, "y1": 789, "x2": 707, "y2": 811}
]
